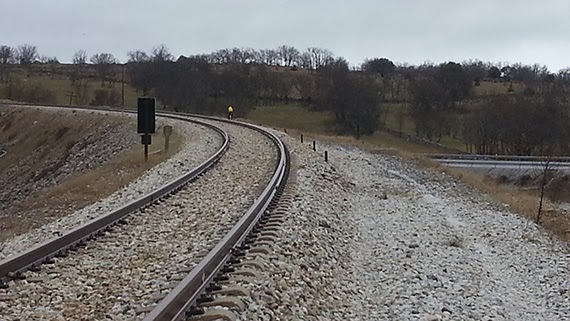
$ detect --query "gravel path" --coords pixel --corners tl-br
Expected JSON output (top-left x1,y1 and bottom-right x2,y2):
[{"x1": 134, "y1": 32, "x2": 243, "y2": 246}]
[
  {"x1": 0, "y1": 120, "x2": 278, "y2": 320},
  {"x1": 0, "y1": 114, "x2": 221, "y2": 260},
  {"x1": 240, "y1": 135, "x2": 570, "y2": 321}
]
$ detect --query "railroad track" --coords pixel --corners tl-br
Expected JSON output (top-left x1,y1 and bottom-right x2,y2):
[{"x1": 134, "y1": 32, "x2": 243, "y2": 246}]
[{"x1": 0, "y1": 104, "x2": 290, "y2": 320}]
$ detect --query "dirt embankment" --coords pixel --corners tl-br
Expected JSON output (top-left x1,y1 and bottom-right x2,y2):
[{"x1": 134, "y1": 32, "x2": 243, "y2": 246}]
[{"x1": 0, "y1": 106, "x2": 179, "y2": 241}]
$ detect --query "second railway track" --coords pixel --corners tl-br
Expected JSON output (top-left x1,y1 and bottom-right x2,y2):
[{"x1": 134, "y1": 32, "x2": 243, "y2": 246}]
[{"x1": 0, "y1": 106, "x2": 289, "y2": 321}]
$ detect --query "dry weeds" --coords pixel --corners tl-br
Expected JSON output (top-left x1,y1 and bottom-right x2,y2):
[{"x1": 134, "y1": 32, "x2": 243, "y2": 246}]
[
  {"x1": 426, "y1": 162, "x2": 570, "y2": 243},
  {"x1": 0, "y1": 107, "x2": 181, "y2": 241},
  {"x1": 276, "y1": 126, "x2": 570, "y2": 243}
]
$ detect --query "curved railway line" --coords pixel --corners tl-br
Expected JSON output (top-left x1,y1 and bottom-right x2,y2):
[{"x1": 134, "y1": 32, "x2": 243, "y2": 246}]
[{"x1": 0, "y1": 104, "x2": 291, "y2": 321}]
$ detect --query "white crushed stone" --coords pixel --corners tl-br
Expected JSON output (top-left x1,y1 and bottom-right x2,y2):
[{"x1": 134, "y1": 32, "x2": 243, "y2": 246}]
[{"x1": 239, "y1": 135, "x2": 570, "y2": 321}]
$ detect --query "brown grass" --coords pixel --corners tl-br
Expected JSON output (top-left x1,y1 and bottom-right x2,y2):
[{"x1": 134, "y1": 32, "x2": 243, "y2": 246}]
[
  {"x1": 0, "y1": 107, "x2": 182, "y2": 241},
  {"x1": 0, "y1": 72, "x2": 141, "y2": 107},
  {"x1": 472, "y1": 81, "x2": 525, "y2": 96},
  {"x1": 423, "y1": 163, "x2": 570, "y2": 242}
]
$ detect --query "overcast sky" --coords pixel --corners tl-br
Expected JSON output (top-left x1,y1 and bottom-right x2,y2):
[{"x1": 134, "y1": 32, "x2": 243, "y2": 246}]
[{"x1": 2, "y1": 0, "x2": 570, "y2": 71}]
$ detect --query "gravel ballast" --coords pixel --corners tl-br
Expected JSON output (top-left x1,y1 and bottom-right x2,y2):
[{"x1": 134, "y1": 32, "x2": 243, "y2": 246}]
[
  {"x1": 240, "y1": 135, "x2": 570, "y2": 321},
  {"x1": 0, "y1": 120, "x2": 278, "y2": 320},
  {"x1": 0, "y1": 113, "x2": 222, "y2": 260}
]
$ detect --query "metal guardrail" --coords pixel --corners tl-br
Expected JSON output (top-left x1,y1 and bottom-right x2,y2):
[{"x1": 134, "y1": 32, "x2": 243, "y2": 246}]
[
  {"x1": 0, "y1": 107, "x2": 230, "y2": 282},
  {"x1": 435, "y1": 159, "x2": 570, "y2": 168},
  {"x1": 426, "y1": 153, "x2": 570, "y2": 162},
  {"x1": 427, "y1": 154, "x2": 570, "y2": 171},
  {"x1": 143, "y1": 120, "x2": 289, "y2": 321}
]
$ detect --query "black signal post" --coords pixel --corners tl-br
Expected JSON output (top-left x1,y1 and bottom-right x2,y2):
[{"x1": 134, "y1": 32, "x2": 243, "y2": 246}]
[{"x1": 137, "y1": 97, "x2": 156, "y2": 161}]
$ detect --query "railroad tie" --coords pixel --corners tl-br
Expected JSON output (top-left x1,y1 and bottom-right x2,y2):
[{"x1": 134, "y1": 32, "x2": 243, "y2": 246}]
[
  {"x1": 256, "y1": 234, "x2": 279, "y2": 243},
  {"x1": 199, "y1": 297, "x2": 245, "y2": 311},
  {"x1": 159, "y1": 282, "x2": 178, "y2": 291},
  {"x1": 235, "y1": 258, "x2": 265, "y2": 270},
  {"x1": 230, "y1": 268, "x2": 261, "y2": 278},
  {"x1": 189, "y1": 308, "x2": 237, "y2": 321},
  {"x1": 212, "y1": 285, "x2": 251, "y2": 297},
  {"x1": 218, "y1": 275, "x2": 258, "y2": 285},
  {"x1": 135, "y1": 305, "x2": 156, "y2": 315}
]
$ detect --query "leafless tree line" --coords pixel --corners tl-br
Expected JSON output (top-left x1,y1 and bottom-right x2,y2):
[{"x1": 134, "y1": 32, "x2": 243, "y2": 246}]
[
  {"x1": 0, "y1": 44, "x2": 337, "y2": 70},
  {"x1": 462, "y1": 88, "x2": 570, "y2": 155},
  {"x1": 3, "y1": 43, "x2": 570, "y2": 83},
  {"x1": 401, "y1": 61, "x2": 570, "y2": 155},
  {"x1": 4, "y1": 43, "x2": 570, "y2": 149}
]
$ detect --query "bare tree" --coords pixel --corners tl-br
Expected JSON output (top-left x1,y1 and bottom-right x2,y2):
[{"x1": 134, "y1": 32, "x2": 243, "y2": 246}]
[
  {"x1": 408, "y1": 74, "x2": 448, "y2": 140},
  {"x1": 0, "y1": 45, "x2": 15, "y2": 64},
  {"x1": 245, "y1": 48, "x2": 261, "y2": 64},
  {"x1": 228, "y1": 48, "x2": 246, "y2": 64},
  {"x1": 315, "y1": 58, "x2": 382, "y2": 138},
  {"x1": 90, "y1": 52, "x2": 116, "y2": 65},
  {"x1": 73, "y1": 50, "x2": 87, "y2": 65},
  {"x1": 305, "y1": 47, "x2": 334, "y2": 69},
  {"x1": 0, "y1": 45, "x2": 15, "y2": 82},
  {"x1": 127, "y1": 50, "x2": 149, "y2": 63},
  {"x1": 151, "y1": 44, "x2": 173, "y2": 62},
  {"x1": 241, "y1": 48, "x2": 259, "y2": 64},
  {"x1": 17, "y1": 44, "x2": 39, "y2": 64},
  {"x1": 558, "y1": 67, "x2": 570, "y2": 83},
  {"x1": 39, "y1": 55, "x2": 58, "y2": 64},
  {"x1": 90, "y1": 53, "x2": 117, "y2": 86},
  {"x1": 208, "y1": 48, "x2": 228, "y2": 64},
  {"x1": 69, "y1": 50, "x2": 88, "y2": 101},
  {"x1": 260, "y1": 49, "x2": 280, "y2": 66},
  {"x1": 362, "y1": 57, "x2": 395, "y2": 77},
  {"x1": 299, "y1": 51, "x2": 312, "y2": 69},
  {"x1": 278, "y1": 45, "x2": 300, "y2": 67},
  {"x1": 536, "y1": 158, "x2": 553, "y2": 224}
]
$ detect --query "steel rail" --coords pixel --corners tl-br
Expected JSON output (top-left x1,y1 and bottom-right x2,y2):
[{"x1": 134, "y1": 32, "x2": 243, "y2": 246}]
[
  {"x1": 0, "y1": 108, "x2": 230, "y2": 282},
  {"x1": 143, "y1": 120, "x2": 289, "y2": 321}
]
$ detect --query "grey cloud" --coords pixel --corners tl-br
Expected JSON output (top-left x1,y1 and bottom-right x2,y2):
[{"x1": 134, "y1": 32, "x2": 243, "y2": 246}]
[{"x1": 1, "y1": 0, "x2": 569, "y2": 70}]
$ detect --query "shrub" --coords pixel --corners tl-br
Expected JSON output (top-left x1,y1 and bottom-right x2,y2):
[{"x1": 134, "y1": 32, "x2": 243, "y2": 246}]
[
  {"x1": 90, "y1": 89, "x2": 121, "y2": 106},
  {"x1": 9, "y1": 80, "x2": 56, "y2": 104}
]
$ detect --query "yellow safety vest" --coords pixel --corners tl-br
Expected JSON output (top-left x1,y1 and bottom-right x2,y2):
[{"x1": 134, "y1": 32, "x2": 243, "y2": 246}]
[{"x1": 228, "y1": 106, "x2": 234, "y2": 113}]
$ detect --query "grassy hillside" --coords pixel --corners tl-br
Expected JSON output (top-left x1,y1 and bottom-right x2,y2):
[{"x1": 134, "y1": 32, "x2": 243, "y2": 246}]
[
  {"x1": 245, "y1": 103, "x2": 451, "y2": 155},
  {"x1": 0, "y1": 65, "x2": 554, "y2": 156},
  {"x1": 0, "y1": 72, "x2": 141, "y2": 107}
]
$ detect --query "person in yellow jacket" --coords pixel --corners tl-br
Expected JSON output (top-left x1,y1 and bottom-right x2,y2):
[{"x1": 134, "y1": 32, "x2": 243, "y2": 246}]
[{"x1": 227, "y1": 106, "x2": 234, "y2": 120}]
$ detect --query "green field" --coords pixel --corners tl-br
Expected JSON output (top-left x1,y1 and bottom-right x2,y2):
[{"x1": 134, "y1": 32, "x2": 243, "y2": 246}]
[
  {"x1": 245, "y1": 103, "x2": 455, "y2": 155},
  {"x1": 246, "y1": 104, "x2": 333, "y2": 133}
]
